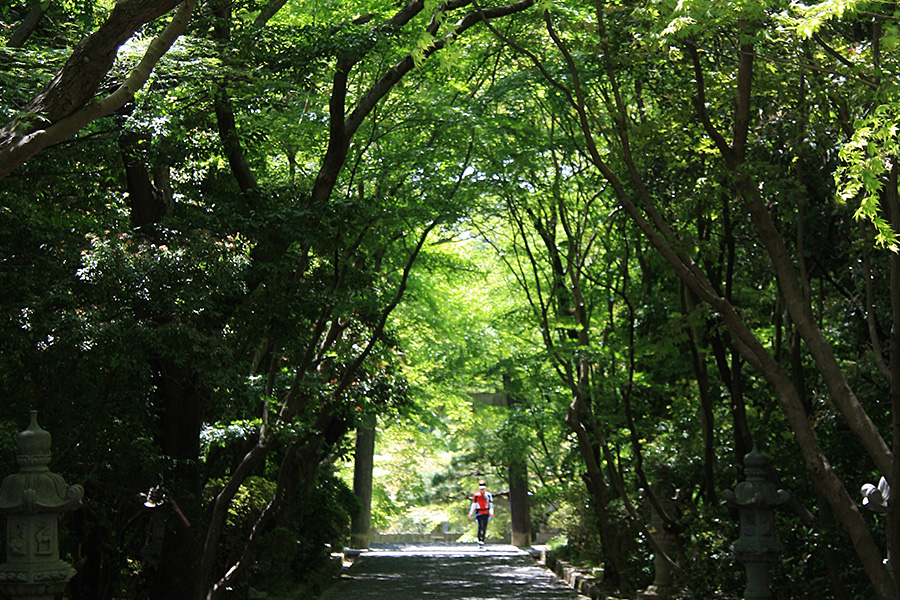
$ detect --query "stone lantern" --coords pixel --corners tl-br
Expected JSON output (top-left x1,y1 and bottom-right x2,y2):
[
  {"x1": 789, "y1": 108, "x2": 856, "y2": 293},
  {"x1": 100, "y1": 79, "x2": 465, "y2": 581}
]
[
  {"x1": 0, "y1": 411, "x2": 84, "y2": 600},
  {"x1": 722, "y1": 443, "x2": 790, "y2": 600},
  {"x1": 639, "y1": 481, "x2": 681, "y2": 600}
]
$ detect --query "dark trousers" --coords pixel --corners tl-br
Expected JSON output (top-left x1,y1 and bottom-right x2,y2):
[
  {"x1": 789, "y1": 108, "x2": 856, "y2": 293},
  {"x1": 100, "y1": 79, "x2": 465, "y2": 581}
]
[{"x1": 475, "y1": 514, "x2": 490, "y2": 542}]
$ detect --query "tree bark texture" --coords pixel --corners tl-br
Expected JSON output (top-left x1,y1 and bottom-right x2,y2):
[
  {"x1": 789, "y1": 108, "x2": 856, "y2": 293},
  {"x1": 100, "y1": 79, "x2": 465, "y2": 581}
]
[
  {"x1": 118, "y1": 128, "x2": 171, "y2": 228},
  {"x1": 26, "y1": 0, "x2": 182, "y2": 122},
  {"x1": 566, "y1": 397, "x2": 632, "y2": 593}
]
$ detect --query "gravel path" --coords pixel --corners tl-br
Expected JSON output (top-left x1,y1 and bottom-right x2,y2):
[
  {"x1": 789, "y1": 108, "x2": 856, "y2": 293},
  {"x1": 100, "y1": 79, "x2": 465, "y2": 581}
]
[{"x1": 319, "y1": 543, "x2": 589, "y2": 599}]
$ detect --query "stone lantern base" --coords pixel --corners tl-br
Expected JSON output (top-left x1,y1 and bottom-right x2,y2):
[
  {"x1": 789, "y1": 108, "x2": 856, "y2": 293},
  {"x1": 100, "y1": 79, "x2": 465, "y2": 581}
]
[
  {"x1": 639, "y1": 584, "x2": 674, "y2": 600},
  {"x1": 0, "y1": 558, "x2": 75, "y2": 600}
]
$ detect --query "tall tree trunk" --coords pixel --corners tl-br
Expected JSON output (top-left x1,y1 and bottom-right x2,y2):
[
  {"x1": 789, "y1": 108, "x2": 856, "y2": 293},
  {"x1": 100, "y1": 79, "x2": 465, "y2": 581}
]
[
  {"x1": 507, "y1": 459, "x2": 531, "y2": 547},
  {"x1": 504, "y1": 382, "x2": 532, "y2": 548},
  {"x1": 149, "y1": 357, "x2": 202, "y2": 600},
  {"x1": 116, "y1": 120, "x2": 202, "y2": 600},
  {"x1": 350, "y1": 415, "x2": 376, "y2": 549},
  {"x1": 707, "y1": 193, "x2": 753, "y2": 467},
  {"x1": 711, "y1": 331, "x2": 753, "y2": 465}
]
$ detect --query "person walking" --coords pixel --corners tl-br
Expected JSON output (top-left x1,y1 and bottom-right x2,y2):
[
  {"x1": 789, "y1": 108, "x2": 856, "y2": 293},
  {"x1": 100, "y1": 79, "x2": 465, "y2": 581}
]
[{"x1": 468, "y1": 479, "x2": 494, "y2": 548}]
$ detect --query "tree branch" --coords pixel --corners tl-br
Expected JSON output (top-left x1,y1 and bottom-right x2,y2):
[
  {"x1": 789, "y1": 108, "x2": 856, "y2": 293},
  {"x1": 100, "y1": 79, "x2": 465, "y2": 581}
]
[
  {"x1": 0, "y1": 0, "x2": 196, "y2": 181},
  {"x1": 812, "y1": 31, "x2": 877, "y2": 88},
  {"x1": 309, "y1": 0, "x2": 534, "y2": 207},
  {"x1": 687, "y1": 43, "x2": 734, "y2": 166},
  {"x1": 6, "y1": 0, "x2": 53, "y2": 47}
]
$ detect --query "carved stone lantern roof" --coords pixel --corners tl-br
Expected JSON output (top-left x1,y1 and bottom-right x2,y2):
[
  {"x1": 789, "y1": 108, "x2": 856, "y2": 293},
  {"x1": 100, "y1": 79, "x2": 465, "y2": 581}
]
[
  {"x1": 723, "y1": 443, "x2": 790, "y2": 509},
  {"x1": 0, "y1": 411, "x2": 83, "y2": 599},
  {"x1": 0, "y1": 412, "x2": 83, "y2": 515}
]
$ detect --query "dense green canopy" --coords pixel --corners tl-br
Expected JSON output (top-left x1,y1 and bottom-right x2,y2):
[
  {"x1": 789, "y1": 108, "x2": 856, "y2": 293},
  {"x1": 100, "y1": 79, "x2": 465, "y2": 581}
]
[{"x1": 3, "y1": 0, "x2": 900, "y2": 598}]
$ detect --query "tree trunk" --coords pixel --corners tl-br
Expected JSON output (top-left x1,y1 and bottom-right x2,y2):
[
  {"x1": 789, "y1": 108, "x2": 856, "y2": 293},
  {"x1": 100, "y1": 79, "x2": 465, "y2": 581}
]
[
  {"x1": 115, "y1": 123, "x2": 202, "y2": 599},
  {"x1": 350, "y1": 416, "x2": 376, "y2": 549},
  {"x1": 566, "y1": 395, "x2": 633, "y2": 593},
  {"x1": 886, "y1": 160, "x2": 900, "y2": 583},
  {"x1": 710, "y1": 331, "x2": 753, "y2": 465},
  {"x1": 0, "y1": 0, "x2": 194, "y2": 181},
  {"x1": 149, "y1": 357, "x2": 202, "y2": 600},
  {"x1": 508, "y1": 459, "x2": 531, "y2": 547},
  {"x1": 681, "y1": 282, "x2": 716, "y2": 503},
  {"x1": 503, "y1": 379, "x2": 532, "y2": 548},
  {"x1": 7, "y1": 0, "x2": 52, "y2": 47},
  {"x1": 118, "y1": 127, "x2": 170, "y2": 228}
]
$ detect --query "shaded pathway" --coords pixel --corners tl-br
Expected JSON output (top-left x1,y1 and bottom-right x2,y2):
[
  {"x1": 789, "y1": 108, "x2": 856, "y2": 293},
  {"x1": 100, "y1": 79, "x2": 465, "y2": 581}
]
[{"x1": 320, "y1": 543, "x2": 589, "y2": 599}]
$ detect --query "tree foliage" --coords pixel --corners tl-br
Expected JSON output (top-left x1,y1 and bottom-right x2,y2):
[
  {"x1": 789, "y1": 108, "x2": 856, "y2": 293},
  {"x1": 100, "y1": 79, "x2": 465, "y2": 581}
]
[{"x1": 3, "y1": 0, "x2": 900, "y2": 598}]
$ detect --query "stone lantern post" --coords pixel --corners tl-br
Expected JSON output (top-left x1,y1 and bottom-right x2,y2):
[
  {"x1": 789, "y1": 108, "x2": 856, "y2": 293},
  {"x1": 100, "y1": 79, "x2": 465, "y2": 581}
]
[
  {"x1": 0, "y1": 411, "x2": 84, "y2": 600},
  {"x1": 722, "y1": 443, "x2": 790, "y2": 600}
]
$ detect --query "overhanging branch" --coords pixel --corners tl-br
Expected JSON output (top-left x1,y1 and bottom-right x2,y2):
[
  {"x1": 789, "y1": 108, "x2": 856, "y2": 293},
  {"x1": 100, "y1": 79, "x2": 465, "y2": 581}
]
[{"x1": 0, "y1": 0, "x2": 196, "y2": 181}]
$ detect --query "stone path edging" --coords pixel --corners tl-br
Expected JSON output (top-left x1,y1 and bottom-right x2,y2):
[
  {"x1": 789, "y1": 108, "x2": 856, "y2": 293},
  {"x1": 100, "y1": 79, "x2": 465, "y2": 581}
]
[{"x1": 531, "y1": 546, "x2": 625, "y2": 600}]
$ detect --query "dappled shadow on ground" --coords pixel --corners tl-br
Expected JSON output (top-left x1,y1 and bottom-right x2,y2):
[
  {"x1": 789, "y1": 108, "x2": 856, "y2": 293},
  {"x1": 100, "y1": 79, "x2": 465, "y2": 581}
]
[{"x1": 319, "y1": 543, "x2": 587, "y2": 599}]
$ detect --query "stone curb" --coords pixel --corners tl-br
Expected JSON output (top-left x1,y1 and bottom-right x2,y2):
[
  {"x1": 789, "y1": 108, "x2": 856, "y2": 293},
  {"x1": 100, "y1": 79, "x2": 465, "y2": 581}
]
[{"x1": 530, "y1": 547, "x2": 625, "y2": 600}]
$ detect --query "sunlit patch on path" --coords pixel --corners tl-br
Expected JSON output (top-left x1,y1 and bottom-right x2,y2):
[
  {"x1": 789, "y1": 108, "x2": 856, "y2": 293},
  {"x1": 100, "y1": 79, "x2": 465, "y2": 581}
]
[{"x1": 319, "y1": 543, "x2": 589, "y2": 599}]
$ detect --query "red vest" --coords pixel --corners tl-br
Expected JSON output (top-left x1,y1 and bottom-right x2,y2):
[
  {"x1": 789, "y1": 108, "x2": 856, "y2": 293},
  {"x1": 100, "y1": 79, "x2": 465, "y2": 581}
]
[{"x1": 473, "y1": 490, "x2": 491, "y2": 515}]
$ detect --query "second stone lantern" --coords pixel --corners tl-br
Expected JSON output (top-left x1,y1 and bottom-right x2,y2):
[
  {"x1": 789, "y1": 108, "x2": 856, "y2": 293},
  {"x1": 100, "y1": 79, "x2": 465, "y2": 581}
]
[{"x1": 723, "y1": 443, "x2": 790, "y2": 600}]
